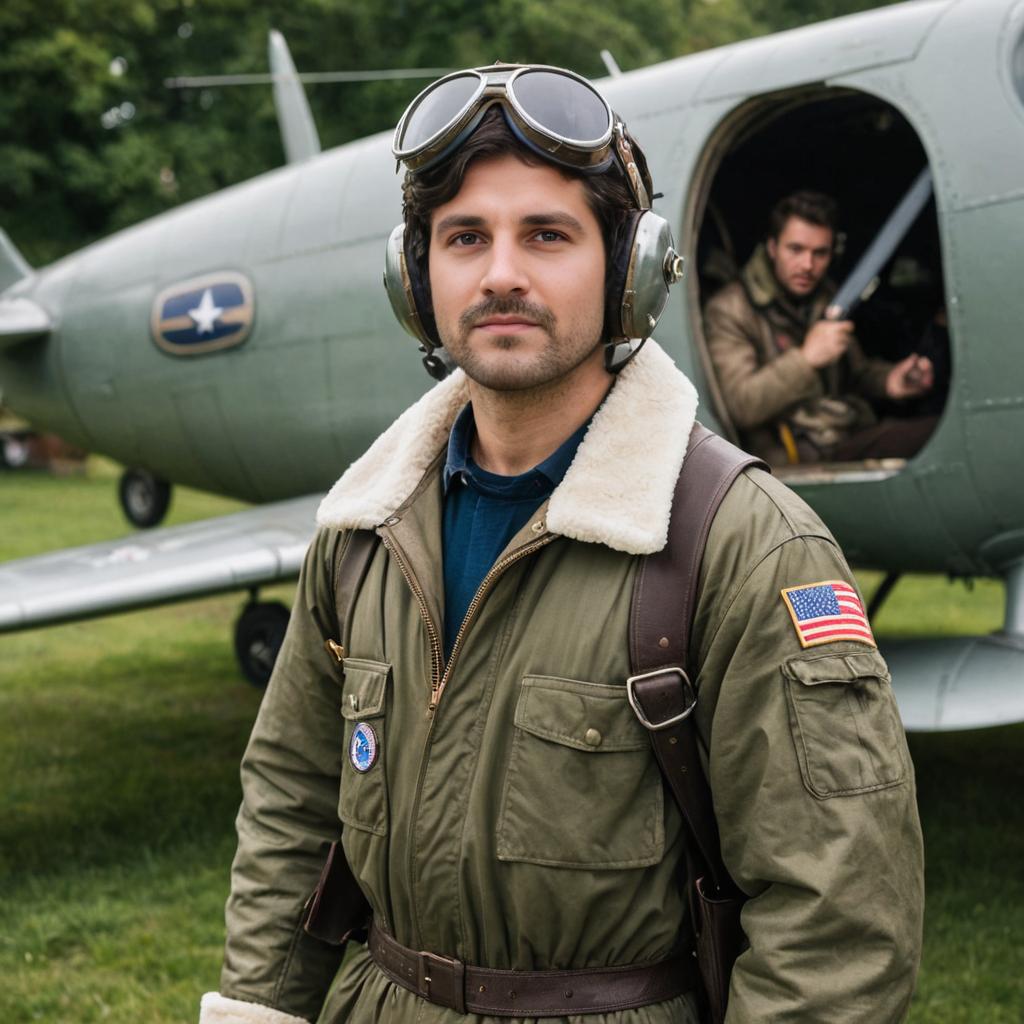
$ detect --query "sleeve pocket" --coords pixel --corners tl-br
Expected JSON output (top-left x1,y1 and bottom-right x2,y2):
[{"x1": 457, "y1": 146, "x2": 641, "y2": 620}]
[{"x1": 783, "y1": 650, "x2": 906, "y2": 799}]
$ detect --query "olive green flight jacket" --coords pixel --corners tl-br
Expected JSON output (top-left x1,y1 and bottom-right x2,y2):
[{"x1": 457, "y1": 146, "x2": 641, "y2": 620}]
[{"x1": 201, "y1": 341, "x2": 923, "y2": 1024}]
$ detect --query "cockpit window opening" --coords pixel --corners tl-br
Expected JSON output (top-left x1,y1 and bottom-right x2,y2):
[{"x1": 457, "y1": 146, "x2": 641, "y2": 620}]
[{"x1": 688, "y1": 87, "x2": 948, "y2": 476}]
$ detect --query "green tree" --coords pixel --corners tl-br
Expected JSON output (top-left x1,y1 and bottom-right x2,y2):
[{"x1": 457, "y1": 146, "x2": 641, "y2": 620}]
[
  {"x1": 748, "y1": 0, "x2": 901, "y2": 30},
  {"x1": 0, "y1": 0, "x2": 898, "y2": 267}
]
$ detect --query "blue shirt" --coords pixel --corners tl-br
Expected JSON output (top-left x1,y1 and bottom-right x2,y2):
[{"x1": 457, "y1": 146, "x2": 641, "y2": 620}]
[{"x1": 442, "y1": 403, "x2": 588, "y2": 659}]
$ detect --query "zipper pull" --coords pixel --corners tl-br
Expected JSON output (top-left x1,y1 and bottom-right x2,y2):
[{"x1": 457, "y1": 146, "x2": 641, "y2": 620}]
[
  {"x1": 324, "y1": 639, "x2": 346, "y2": 665},
  {"x1": 426, "y1": 686, "x2": 441, "y2": 719}
]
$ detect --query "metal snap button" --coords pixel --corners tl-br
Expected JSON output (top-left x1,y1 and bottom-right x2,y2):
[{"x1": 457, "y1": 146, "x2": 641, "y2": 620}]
[{"x1": 584, "y1": 728, "x2": 602, "y2": 747}]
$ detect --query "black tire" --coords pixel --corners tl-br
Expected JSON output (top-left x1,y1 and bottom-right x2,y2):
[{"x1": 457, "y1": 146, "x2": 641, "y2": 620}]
[
  {"x1": 234, "y1": 601, "x2": 291, "y2": 688},
  {"x1": 119, "y1": 468, "x2": 172, "y2": 528}
]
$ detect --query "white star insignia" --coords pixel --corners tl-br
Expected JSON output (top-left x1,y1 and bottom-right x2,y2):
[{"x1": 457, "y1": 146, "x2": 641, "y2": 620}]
[{"x1": 188, "y1": 288, "x2": 224, "y2": 335}]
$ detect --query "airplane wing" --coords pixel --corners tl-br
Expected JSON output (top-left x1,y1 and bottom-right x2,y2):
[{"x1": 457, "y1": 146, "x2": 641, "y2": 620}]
[{"x1": 0, "y1": 494, "x2": 320, "y2": 633}]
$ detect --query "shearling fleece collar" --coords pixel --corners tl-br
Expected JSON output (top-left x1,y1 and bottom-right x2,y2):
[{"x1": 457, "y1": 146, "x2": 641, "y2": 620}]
[{"x1": 316, "y1": 340, "x2": 698, "y2": 555}]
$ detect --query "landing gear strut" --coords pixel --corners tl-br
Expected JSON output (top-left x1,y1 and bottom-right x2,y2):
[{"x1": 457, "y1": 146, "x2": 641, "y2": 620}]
[
  {"x1": 234, "y1": 597, "x2": 291, "y2": 688},
  {"x1": 867, "y1": 571, "x2": 902, "y2": 621},
  {"x1": 119, "y1": 468, "x2": 172, "y2": 528}
]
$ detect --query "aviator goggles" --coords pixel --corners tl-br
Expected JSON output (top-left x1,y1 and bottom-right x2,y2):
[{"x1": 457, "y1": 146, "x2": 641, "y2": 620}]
[{"x1": 392, "y1": 63, "x2": 652, "y2": 209}]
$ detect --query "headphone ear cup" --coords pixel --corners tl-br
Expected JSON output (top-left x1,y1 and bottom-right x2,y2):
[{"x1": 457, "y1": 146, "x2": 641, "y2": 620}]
[
  {"x1": 383, "y1": 224, "x2": 440, "y2": 349},
  {"x1": 608, "y1": 210, "x2": 678, "y2": 344}
]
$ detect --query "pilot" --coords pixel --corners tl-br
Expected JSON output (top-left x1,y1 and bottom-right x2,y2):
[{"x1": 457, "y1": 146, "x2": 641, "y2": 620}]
[
  {"x1": 201, "y1": 67, "x2": 923, "y2": 1024},
  {"x1": 704, "y1": 190, "x2": 936, "y2": 465}
]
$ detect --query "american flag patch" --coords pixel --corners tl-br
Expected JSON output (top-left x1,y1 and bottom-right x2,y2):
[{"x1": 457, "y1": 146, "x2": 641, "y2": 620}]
[{"x1": 780, "y1": 580, "x2": 876, "y2": 649}]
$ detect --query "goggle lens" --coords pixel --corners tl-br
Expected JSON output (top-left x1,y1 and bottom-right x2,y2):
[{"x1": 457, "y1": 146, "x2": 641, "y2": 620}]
[
  {"x1": 511, "y1": 69, "x2": 611, "y2": 144},
  {"x1": 398, "y1": 72, "x2": 482, "y2": 152}
]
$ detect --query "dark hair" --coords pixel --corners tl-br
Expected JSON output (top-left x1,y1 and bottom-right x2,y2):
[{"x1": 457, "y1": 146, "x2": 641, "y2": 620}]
[
  {"x1": 401, "y1": 107, "x2": 638, "y2": 301},
  {"x1": 769, "y1": 191, "x2": 839, "y2": 240}
]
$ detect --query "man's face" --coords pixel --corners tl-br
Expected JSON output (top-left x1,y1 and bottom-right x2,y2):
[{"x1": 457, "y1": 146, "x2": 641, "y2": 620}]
[
  {"x1": 766, "y1": 216, "x2": 834, "y2": 299},
  {"x1": 427, "y1": 154, "x2": 606, "y2": 392}
]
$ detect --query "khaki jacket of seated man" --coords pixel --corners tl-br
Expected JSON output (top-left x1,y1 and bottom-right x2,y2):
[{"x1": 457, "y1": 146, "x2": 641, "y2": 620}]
[{"x1": 705, "y1": 240, "x2": 894, "y2": 466}]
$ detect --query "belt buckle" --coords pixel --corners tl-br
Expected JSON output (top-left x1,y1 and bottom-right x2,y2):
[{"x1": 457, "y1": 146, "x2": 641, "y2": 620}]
[
  {"x1": 626, "y1": 667, "x2": 697, "y2": 731},
  {"x1": 417, "y1": 949, "x2": 466, "y2": 1013}
]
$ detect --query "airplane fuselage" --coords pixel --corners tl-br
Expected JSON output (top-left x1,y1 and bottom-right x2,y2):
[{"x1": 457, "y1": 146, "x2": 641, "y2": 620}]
[{"x1": 3, "y1": 0, "x2": 1023, "y2": 579}]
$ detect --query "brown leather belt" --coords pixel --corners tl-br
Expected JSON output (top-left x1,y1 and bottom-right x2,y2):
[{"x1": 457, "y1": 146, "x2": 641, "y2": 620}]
[{"x1": 368, "y1": 921, "x2": 696, "y2": 1017}]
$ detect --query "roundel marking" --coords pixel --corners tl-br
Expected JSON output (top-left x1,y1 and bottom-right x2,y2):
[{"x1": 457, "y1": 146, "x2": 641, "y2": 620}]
[{"x1": 150, "y1": 270, "x2": 255, "y2": 356}]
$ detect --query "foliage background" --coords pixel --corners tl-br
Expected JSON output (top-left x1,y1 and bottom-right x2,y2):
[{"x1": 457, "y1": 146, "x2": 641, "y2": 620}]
[{"x1": 1, "y1": 0, "x2": 899, "y2": 267}]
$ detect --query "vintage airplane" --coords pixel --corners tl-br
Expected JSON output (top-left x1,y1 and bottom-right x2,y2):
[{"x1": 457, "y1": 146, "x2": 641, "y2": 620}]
[{"x1": 2, "y1": 0, "x2": 1022, "y2": 730}]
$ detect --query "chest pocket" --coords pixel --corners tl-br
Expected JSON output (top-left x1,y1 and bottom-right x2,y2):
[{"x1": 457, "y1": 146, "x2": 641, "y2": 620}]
[
  {"x1": 339, "y1": 659, "x2": 391, "y2": 836},
  {"x1": 496, "y1": 675, "x2": 664, "y2": 869},
  {"x1": 784, "y1": 649, "x2": 906, "y2": 799}
]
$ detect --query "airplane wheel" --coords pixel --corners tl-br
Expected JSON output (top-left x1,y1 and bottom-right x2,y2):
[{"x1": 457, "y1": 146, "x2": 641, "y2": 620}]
[
  {"x1": 234, "y1": 601, "x2": 291, "y2": 688},
  {"x1": 119, "y1": 468, "x2": 172, "y2": 528}
]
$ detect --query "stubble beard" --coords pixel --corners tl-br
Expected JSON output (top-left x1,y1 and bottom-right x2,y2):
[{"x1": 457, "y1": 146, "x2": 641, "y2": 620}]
[
  {"x1": 789, "y1": 271, "x2": 819, "y2": 294},
  {"x1": 441, "y1": 295, "x2": 603, "y2": 394},
  {"x1": 779, "y1": 261, "x2": 827, "y2": 303}
]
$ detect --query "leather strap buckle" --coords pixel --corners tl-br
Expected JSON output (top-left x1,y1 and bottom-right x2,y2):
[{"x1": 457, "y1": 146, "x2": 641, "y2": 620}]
[
  {"x1": 417, "y1": 949, "x2": 466, "y2": 1013},
  {"x1": 626, "y1": 667, "x2": 697, "y2": 731}
]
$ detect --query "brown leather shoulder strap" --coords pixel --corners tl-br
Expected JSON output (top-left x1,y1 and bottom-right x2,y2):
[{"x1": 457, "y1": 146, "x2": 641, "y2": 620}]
[
  {"x1": 335, "y1": 529, "x2": 379, "y2": 649},
  {"x1": 628, "y1": 422, "x2": 767, "y2": 894},
  {"x1": 630, "y1": 422, "x2": 767, "y2": 675}
]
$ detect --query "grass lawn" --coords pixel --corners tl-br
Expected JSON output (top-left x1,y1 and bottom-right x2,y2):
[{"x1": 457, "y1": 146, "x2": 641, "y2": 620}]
[{"x1": 2, "y1": 459, "x2": 1022, "y2": 1021}]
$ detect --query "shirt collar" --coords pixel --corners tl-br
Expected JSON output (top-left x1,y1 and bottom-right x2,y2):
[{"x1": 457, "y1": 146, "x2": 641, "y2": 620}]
[{"x1": 443, "y1": 403, "x2": 589, "y2": 497}]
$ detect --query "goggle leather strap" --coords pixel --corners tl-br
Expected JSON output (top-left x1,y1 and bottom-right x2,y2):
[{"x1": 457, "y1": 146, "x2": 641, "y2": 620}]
[{"x1": 614, "y1": 128, "x2": 652, "y2": 211}]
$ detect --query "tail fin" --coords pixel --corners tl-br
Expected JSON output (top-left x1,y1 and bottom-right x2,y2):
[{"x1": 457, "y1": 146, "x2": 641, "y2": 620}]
[
  {"x1": 268, "y1": 30, "x2": 321, "y2": 164},
  {"x1": 0, "y1": 230, "x2": 32, "y2": 294}
]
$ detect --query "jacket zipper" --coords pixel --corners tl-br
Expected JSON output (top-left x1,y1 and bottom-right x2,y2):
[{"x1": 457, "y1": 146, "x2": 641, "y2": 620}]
[
  {"x1": 380, "y1": 528, "x2": 554, "y2": 715},
  {"x1": 381, "y1": 523, "x2": 553, "y2": 948},
  {"x1": 428, "y1": 533, "x2": 554, "y2": 715}
]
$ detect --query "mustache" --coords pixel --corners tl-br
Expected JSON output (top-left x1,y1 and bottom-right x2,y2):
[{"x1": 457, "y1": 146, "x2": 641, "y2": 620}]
[{"x1": 458, "y1": 296, "x2": 556, "y2": 333}]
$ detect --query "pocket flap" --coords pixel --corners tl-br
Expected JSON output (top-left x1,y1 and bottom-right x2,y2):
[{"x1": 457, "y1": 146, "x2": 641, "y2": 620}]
[
  {"x1": 514, "y1": 675, "x2": 648, "y2": 752},
  {"x1": 341, "y1": 659, "x2": 391, "y2": 719},
  {"x1": 784, "y1": 649, "x2": 890, "y2": 687}
]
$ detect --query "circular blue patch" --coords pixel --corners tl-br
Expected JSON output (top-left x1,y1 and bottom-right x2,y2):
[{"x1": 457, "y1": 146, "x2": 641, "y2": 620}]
[{"x1": 349, "y1": 722, "x2": 379, "y2": 773}]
